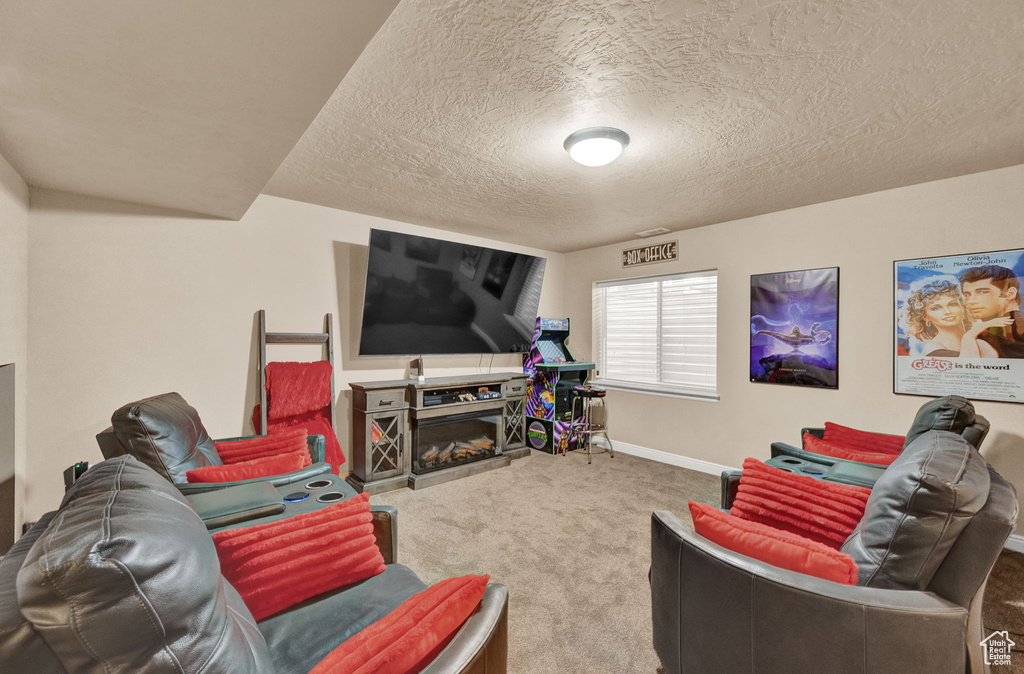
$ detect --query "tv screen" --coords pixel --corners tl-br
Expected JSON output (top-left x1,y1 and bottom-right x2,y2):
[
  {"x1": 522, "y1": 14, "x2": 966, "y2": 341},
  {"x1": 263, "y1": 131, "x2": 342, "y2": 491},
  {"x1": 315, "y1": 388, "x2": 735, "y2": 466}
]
[{"x1": 358, "y1": 229, "x2": 546, "y2": 356}]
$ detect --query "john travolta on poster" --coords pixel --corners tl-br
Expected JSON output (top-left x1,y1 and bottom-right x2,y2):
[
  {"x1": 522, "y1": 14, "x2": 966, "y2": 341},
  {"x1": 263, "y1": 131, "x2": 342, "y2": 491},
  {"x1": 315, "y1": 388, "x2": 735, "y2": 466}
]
[{"x1": 895, "y1": 248, "x2": 1024, "y2": 403}]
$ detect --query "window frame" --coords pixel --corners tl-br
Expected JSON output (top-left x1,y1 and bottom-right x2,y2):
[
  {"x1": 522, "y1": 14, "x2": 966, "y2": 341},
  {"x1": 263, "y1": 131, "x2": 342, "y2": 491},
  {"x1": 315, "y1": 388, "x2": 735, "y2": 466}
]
[{"x1": 591, "y1": 269, "x2": 719, "y2": 402}]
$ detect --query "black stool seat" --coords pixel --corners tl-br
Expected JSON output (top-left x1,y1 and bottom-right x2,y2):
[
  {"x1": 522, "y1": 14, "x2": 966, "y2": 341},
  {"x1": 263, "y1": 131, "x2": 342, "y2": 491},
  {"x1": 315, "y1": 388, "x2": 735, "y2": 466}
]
[{"x1": 572, "y1": 385, "x2": 606, "y2": 398}]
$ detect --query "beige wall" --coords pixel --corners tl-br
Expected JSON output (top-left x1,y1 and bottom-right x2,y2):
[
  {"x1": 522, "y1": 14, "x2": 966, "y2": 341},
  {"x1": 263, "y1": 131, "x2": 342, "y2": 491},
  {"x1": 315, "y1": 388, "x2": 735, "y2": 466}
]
[
  {"x1": 565, "y1": 164, "x2": 1024, "y2": 533},
  {"x1": 24, "y1": 191, "x2": 564, "y2": 521},
  {"x1": 0, "y1": 152, "x2": 30, "y2": 535}
]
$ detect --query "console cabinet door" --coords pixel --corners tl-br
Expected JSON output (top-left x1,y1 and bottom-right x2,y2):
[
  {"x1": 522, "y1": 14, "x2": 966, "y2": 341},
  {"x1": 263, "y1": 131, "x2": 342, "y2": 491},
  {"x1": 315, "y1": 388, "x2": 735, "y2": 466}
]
[
  {"x1": 504, "y1": 396, "x2": 526, "y2": 449},
  {"x1": 362, "y1": 409, "x2": 407, "y2": 481}
]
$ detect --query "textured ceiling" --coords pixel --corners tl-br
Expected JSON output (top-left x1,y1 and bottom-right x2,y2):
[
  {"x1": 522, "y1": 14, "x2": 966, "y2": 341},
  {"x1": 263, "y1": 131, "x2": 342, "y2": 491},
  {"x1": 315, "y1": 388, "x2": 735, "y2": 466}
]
[
  {"x1": 0, "y1": 0, "x2": 398, "y2": 219},
  {"x1": 265, "y1": 0, "x2": 1024, "y2": 252}
]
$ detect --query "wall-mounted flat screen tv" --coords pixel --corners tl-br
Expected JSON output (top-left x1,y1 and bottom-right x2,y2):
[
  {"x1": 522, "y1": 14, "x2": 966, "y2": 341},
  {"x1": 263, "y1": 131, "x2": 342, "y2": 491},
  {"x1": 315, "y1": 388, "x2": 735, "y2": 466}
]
[{"x1": 358, "y1": 229, "x2": 547, "y2": 356}]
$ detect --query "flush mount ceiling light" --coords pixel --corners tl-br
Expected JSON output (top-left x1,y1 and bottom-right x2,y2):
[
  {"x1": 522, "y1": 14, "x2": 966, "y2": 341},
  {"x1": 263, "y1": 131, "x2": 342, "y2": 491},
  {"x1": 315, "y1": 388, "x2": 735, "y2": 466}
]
[{"x1": 564, "y1": 127, "x2": 630, "y2": 167}]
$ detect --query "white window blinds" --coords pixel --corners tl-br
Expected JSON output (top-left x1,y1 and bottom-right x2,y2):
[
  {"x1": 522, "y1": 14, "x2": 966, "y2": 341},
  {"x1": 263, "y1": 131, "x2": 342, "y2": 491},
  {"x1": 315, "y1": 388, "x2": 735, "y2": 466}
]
[
  {"x1": 593, "y1": 270, "x2": 717, "y2": 399},
  {"x1": 513, "y1": 257, "x2": 545, "y2": 325}
]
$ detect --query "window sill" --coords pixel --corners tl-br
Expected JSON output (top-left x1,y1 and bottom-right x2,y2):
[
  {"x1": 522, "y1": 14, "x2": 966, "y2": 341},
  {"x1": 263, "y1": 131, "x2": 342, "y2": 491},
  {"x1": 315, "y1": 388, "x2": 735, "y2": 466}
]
[{"x1": 590, "y1": 379, "x2": 719, "y2": 403}]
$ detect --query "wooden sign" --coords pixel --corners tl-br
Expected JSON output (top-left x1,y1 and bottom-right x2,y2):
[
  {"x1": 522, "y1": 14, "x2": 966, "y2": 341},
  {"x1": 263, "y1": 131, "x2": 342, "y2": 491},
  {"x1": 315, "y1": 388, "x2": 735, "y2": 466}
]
[{"x1": 622, "y1": 240, "x2": 678, "y2": 268}]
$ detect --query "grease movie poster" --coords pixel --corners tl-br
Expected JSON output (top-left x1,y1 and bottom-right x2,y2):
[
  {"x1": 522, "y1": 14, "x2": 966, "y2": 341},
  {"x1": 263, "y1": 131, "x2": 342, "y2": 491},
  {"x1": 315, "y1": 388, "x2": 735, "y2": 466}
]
[{"x1": 895, "y1": 249, "x2": 1024, "y2": 403}]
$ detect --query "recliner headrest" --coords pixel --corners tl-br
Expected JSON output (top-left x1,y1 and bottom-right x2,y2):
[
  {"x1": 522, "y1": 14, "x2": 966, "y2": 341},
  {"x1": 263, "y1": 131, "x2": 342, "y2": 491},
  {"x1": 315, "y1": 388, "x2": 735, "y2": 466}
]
[
  {"x1": 17, "y1": 456, "x2": 272, "y2": 672},
  {"x1": 902, "y1": 395, "x2": 977, "y2": 449},
  {"x1": 110, "y1": 392, "x2": 222, "y2": 483},
  {"x1": 842, "y1": 430, "x2": 990, "y2": 591}
]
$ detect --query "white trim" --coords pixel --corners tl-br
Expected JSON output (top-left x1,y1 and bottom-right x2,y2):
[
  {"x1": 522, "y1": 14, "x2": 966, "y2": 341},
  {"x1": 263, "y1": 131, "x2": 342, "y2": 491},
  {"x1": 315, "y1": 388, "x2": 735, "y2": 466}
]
[
  {"x1": 1005, "y1": 533, "x2": 1024, "y2": 554},
  {"x1": 591, "y1": 379, "x2": 719, "y2": 402},
  {"x1": 612, "y1": 440, "x2": 737, "y2": 475},
  {"x1": 597, "y1": 268, "x2": 716, "y2": 287}
]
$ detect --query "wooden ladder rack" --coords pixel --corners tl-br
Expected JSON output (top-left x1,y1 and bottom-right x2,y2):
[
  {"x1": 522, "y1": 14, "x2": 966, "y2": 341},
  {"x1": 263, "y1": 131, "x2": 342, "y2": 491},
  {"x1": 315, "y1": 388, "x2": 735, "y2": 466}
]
[{"x1": 257, "y1": 309, "x2": 336, "y2": 436}]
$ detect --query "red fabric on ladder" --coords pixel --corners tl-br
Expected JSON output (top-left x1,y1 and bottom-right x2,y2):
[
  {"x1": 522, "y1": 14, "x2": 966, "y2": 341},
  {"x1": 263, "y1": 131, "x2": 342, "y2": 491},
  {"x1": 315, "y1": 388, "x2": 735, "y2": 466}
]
[
  {"x1": 265, "y1": 361, "x2": 333, "y2": 420},
  {"x1": 254, "y1": 361, "x2": 344, "y2": 472}
]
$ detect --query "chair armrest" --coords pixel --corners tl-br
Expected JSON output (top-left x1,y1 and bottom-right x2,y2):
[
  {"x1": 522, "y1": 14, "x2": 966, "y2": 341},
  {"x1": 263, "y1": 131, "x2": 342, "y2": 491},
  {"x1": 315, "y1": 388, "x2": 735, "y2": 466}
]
[
  {"x1": 185, "y1": 481, "x2": 285, "y2": 529},
  {"x1": 651, "y1": 511, "x2": 968, "y2": 674},
  {"x1": 801, "y1": 427, "x2": 825, "y2": 442},
  {"x1": 174, "y1": 462, "x2": 332, "y2": 495},
  {"x1": 720, "y1": 470, "x2": 741, "y2": 510},
  {"x1": 213, "y1": 433, "x2": 326, "y2": 464},
  {"x1": 370, "y1": 505, "x2": 398, "y2": 565},
  {"x1": 772, "y1": 440, "x2": 832, "y2": 462},
  {"x1": 771, "y1": 441, "x2": 889, "y2": 470},
  {"x1": 420, "y1": 584, "x2": 508, "y2": 674}
]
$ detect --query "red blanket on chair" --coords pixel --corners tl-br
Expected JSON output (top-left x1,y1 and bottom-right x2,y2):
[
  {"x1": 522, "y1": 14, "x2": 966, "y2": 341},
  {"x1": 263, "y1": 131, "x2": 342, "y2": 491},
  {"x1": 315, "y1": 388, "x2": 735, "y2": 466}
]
[{"x1": 254, "y1": 361, "x2": 344, "y2": 472}]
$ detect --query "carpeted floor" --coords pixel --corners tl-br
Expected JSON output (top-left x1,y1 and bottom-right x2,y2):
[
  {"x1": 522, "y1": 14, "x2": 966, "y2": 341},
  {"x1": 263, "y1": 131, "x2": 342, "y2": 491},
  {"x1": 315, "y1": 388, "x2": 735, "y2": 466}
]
[
  {"x1": 983, "y1": 549, "x2": 1024, "y2": 673},
  {"x1": 370, "y1": 449, "x2": 718, "y2": 674},
  {"x1": 370, "y1": 449, "x2": 1024, "y2": 674}
]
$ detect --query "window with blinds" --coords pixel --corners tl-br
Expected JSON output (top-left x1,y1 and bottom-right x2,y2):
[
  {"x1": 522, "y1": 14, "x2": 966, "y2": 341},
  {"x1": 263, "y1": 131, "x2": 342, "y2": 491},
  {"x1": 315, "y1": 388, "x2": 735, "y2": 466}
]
[{"x1": 592, "y1": 270, "x2": 718, "y2": 399}]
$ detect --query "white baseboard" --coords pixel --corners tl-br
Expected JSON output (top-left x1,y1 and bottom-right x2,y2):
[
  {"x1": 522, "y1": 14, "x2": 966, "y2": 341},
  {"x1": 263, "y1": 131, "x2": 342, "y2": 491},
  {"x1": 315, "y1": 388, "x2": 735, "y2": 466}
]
[
  {"x1": 611, "y1": 440, "x2": 738, "y2": 476},
  {"x1": 1005, "y1": 534, "x2": 1024, "y2": 554}
]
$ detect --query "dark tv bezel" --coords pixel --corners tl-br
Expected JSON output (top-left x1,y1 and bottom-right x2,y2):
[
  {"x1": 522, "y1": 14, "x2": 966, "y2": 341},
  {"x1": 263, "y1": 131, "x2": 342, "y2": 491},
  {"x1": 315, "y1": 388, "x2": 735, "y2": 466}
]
[{"x1": 357, "y1": 229, "x2": 544, "y2": 357}]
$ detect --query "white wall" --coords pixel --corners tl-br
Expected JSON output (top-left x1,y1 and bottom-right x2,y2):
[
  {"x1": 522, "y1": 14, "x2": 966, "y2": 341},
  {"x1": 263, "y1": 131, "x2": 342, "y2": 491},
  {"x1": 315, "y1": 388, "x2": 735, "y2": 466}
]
[
  {"x1": 25, "y1": 191, "x2": 564, "y2": 521},
  {"x1": 564, "y1": 165, "x2": 1024, "y2": 532},
  {"x1": 0, "y1": 151, "x2": 30, "y2": 536}
]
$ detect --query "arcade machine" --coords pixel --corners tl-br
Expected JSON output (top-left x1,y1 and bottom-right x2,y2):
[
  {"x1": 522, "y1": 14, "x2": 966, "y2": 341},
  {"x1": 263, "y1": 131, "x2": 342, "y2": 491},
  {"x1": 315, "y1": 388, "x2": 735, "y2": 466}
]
[{"x1": 523, "y1": 317, "x2": 595, "y2": 454}]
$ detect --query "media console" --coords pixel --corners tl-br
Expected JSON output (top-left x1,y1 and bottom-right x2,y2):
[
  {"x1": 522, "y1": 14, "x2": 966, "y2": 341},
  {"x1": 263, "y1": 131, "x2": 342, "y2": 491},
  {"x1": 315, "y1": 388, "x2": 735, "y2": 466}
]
[{"x1": 348, "y1": 373, "x2": 529, "y2": 494}]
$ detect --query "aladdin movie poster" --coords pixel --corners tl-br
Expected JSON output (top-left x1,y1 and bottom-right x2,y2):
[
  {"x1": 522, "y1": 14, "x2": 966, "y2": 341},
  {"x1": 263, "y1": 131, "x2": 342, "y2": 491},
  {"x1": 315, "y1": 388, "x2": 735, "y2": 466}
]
[
  {"x1": 895, "y1": 249, "x2": 1024, "y2": 403},
  {"x1": 750, "y1": 267, "x2": 839, "y2": 388}
]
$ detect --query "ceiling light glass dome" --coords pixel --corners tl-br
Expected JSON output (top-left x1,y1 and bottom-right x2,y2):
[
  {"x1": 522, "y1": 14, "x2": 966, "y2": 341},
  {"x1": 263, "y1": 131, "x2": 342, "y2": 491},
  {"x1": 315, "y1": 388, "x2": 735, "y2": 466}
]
[{"x1": 564, "y1": 127, "x2": 630, "y2": 167}]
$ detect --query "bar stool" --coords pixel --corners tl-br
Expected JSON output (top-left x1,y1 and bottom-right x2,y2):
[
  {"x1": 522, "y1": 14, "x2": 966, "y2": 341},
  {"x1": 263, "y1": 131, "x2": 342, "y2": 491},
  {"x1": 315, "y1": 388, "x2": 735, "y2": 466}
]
[{"x1": 569, "y1": 385, "x2": 613, "y2": 465}]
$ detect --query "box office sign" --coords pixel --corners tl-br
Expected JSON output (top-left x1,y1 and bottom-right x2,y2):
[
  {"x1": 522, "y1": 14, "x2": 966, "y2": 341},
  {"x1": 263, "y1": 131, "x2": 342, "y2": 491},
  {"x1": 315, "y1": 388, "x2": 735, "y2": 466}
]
[{"x1": 622, "y1": 240, "x2": 678, "y2": 268}]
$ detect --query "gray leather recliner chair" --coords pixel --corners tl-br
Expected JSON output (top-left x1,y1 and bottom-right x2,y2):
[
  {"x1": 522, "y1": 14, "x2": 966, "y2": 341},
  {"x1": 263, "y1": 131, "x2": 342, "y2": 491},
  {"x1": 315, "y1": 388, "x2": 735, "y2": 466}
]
[
  {"x1": 654, "y1": 429, "x2": 1017, "y2": 674},
  {"x1": 95, "y1": 391, "x2": 332, "y2": 494},
  {"x1": 770, "y1": 394, "x2": 990, "y2": 468},
  {"x1": 720, "y1": 396, "x2": 992, "y2": 498},
  {"x1": 1, "y1": 456, "x2": 509, "y2": 673}
]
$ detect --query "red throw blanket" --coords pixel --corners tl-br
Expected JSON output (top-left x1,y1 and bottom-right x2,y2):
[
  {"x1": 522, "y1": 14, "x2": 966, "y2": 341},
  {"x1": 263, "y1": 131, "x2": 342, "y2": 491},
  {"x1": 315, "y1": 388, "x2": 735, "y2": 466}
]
[
  {"x1": 266, "y1": 361, "x2": 333, "y2": 419},
  {"x1": 254, "y1": 361, "x2": 344, "y2": 472}
]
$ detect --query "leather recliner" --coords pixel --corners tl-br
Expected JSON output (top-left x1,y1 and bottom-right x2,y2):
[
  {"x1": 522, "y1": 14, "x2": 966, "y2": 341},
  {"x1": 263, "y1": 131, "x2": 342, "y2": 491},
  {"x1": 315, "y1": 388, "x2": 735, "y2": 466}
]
[
  {"x1": 720, "y1": 395, "x2": 992, "y2": 496},
  {"x1": 653, "y1": 429, "x2": 1017, "y2": 674},
  {"x1": 95, "y1": 391, "x2": 331, "y2": 494},
  {"x1": 770, "y1": 394, "x2": 990, "y2": 468},
  {"x1": 0, "y1": 456, "x2": 509, "y2": 673}
]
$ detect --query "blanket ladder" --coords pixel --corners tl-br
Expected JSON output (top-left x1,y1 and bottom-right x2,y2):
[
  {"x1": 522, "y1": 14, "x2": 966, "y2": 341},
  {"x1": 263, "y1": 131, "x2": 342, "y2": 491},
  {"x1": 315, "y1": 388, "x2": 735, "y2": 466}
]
[{"x1": 257, "y1": 309, "x2": 336, "y2": 437}]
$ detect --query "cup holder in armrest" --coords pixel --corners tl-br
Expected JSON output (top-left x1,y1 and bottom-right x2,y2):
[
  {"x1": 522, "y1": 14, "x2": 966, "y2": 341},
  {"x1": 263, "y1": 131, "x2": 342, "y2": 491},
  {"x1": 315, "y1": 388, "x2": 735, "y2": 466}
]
[
  {"x1": 305, "y1": 479, "x2": 333, "y2": 490},
  {"x1": 315, "y1": 491, "x2": 347, "y2": 504},
  {"x1": 779, "y1": 458, "x2": 802, "y2": 465}
]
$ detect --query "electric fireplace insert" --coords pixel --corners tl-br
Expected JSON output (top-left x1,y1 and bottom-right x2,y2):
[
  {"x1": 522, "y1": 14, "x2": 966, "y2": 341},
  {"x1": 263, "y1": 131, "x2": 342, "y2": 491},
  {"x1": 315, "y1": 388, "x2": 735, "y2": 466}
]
[{"x1": 412, "y1": 408, "x2": 502, "y2": 474}]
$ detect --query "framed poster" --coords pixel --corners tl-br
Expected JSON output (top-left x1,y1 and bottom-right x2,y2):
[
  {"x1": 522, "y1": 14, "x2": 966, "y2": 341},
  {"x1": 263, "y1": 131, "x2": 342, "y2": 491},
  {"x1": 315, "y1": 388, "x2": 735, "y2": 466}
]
[
  {"x1": 750, "y1": 267, "x2": 839, "y2": 388},
  {"x1": 482, "y1": 251, "x2": 516, "y2": 299},
  {"x1": 894, "y1": 249, "x2": 1024, "y2": 403},
  {"x1": 459, "y1": 245, "x2": 482, "y2": 279},
  {"x1": 405, "y1": 235, "x2": 441, "y2": 264}
]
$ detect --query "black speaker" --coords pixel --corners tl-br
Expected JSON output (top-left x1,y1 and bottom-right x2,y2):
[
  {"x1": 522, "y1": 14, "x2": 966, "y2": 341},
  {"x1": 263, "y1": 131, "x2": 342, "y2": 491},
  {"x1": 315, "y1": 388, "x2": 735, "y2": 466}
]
[{"x1": 63, "y1": 461, "x2": 89, "y2": 492}]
